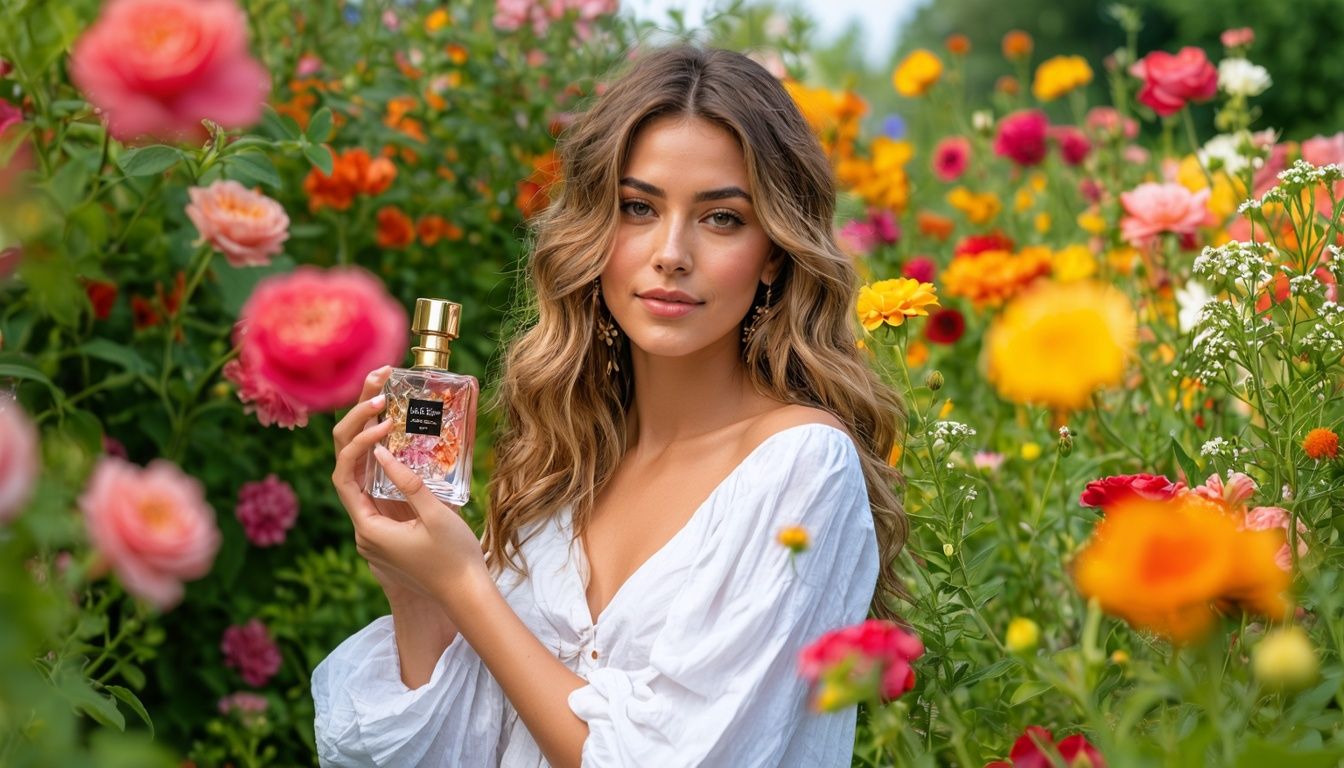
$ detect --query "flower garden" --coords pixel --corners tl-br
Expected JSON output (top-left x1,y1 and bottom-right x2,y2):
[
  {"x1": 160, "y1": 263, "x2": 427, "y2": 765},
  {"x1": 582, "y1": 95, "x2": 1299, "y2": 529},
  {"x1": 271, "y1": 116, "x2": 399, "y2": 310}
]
[{"x1": 1, "y1": 0, "x2": 1342, "y2": 765}]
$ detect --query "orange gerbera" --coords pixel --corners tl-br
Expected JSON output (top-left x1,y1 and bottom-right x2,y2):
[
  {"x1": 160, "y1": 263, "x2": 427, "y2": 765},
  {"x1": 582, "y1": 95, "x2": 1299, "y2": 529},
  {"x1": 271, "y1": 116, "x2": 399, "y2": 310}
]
[{"x1": 1074, "y1": 494, "x2": 1292, "y2": 643}]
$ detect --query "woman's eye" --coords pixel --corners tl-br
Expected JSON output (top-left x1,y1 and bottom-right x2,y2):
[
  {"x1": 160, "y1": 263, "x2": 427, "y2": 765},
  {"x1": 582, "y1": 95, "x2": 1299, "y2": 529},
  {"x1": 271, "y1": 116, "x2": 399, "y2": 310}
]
[
  {"x1": 708, "y1": 211, "x2": 744, "y2": 227},
  {"x1": 622, "y1": 201, "x2": 653, "y2": 217}
]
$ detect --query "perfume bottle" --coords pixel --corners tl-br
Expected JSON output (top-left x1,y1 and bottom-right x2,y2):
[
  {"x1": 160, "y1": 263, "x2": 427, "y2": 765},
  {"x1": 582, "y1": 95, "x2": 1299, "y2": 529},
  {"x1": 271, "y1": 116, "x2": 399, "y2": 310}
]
[{"x1": 366, "y1": 298, "x2": 479, "y2": 506}]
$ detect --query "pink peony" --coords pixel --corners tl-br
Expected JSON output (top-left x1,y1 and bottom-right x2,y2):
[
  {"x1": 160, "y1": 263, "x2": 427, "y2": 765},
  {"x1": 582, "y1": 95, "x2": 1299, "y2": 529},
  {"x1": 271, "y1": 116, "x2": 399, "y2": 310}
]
[
  {"x1": 0, "y1": 398, "x2": 40, "y2": 523},
  {"x1": 901, "y1": 256, "x2": 937, "y2": 284},
  {"x1": 223, "y1": 322, "x2": 309, "y2": 429},
  {"x1": 1129, "y1": 47, "x2": 1218, "y2": 117},
  {"x1": 1119, "y1": 182, "x2": 1212, "y2": 247},
  {"x1": 186, "y1": 181, "x2": 290, "y2": 267},
  {"x1": 70, "y1": 0, "x2": 270, "y2": 143},
  {"x1": 80, "y1": 456, "x2": 221, "y2": 610},
  {"x1": 993, "y1": 110, "x2": 1050, "y2": 167},
  {"x1": 1051, "y1": 126, "x2": 1091, "y2": 166},
  {"x1": 799, "y1": 619, "x2": 923, "y2": 709},
  {"x1": 1244, "y1": 506, "x2": 1309, "y2": 571},
  {"x1": 235, "y1": 474, "x2": 298, "y2": 547},
  {"x1": 1122, "y1": 144, "x2": 1150, "y2": 166},
  {"x1": 221, "y1": 619, "x2": 282, "y2": 687},
  {"x1": 1192, "y1": 471, "x2": 1257, "y2": 511},
  {"x1": 1079, "y1": 473, "x2": 1185, "y2": 509},
  {"x1": 235, "y1": 266, "x2": 407, "y2": 412},
  {"x1": 1084, "y1": 107, "x2": 1138, "y2": 141},
  {"x1": 217, "y1": 691, "x2": 268, "y2": 716},
  {"x1": 932, "y1": 136, "x2": 971, "y2": 182},
  {"x1": 1221, "y1": 27, "x2": 1254, "y2": 48}
]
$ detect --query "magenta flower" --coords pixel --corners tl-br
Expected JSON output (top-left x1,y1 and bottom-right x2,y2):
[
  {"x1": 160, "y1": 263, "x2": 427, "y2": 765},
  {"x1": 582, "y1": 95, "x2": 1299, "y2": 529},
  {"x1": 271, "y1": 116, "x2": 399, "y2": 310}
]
[
  {"x1": 1051, "y1": 126, "x2": 1091, "y2": 166},
  {"x1": 221, "y1": 619, "x2": 282, "y2": 687},
  {"x1": 993, "y1": 110, "x2": 1050, "y2": 167},
  {"x1": 1129, "y1": 47, "x2": 1218, "y2": 117},
  {"x1": 901, "y1": 256, "x2": 937, "y2": 284},
  {"x1": 931, "y1": 136, "x2": 971, "y2": 182},
  {"x1": 235, "y1": 474, "x2": 299, "y2": 547}
]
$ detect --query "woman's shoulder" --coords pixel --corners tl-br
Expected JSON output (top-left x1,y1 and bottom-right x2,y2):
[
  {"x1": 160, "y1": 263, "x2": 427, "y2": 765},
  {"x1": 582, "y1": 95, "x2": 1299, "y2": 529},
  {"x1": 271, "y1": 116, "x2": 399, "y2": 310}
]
[
  {"x1": 736, "y1": 404, "x2": 860, "y2": 475},
  {"x1": 741, "y1": 403, "x2": 850, "y2": 450}
]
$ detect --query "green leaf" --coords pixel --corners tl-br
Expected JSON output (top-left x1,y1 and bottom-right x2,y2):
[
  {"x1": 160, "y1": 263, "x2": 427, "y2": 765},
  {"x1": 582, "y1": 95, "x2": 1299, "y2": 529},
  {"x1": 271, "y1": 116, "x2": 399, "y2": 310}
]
[
  {"x1": 259, "y1": 104, "x2": 302, "y2": 140},
  {"x1": 302, "y1": 143, "x2": 334, "y2": 175},
  {"x1": 0, "y1": 362, "x2": 57, "y2": 391},
  {"x1": 1009, "y1": 680, "x2": 1053, "y2": 706},
  {"x1": 106, "y1": 686, "x2": 154, "y2": 737},
  {"x1": 77, "y1": 339, "x2": 153, "y2": 375},
  {"x1": 75, "y1": 613, "x2": 108, "y2": 640},
  {"x1": 225, "y1": 152, "x2": 282, "y2": 190},
  {"x1": 1170, "y1": 436, "x2": 1203, "y2": 485},
  {"x1": 1234, "y1": 739, "x2": 1344, "y2": 768},
  {"x1": 59, "y1": 672, "x2": 126, "y2": 731},
  {"x1": 957, "y1": 658, "x2": 1015, "y2": 688},
  {"x1": 307, "y1": 106, "x2": 333, "y2": 143},
  {"x1": 117, "y1": 146, "x2": 182, "y2": 178}
]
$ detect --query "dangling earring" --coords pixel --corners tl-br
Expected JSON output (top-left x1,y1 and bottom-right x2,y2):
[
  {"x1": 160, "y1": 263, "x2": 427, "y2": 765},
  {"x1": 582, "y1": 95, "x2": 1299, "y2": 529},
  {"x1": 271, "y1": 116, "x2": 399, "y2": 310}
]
[
  {"x1": 741, "y1": 282, "x2": 773, "y2": 345},
  {"x1": 593, "y1": 278, "x2": 620, "y2": 375}
]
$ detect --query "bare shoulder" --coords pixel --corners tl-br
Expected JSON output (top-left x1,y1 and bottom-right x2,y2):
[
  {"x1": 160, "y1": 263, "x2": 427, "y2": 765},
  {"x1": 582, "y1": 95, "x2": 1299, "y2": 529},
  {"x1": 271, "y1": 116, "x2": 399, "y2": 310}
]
[{"x1": 741, "y1": 403, "x2": 849, "y2": 450}]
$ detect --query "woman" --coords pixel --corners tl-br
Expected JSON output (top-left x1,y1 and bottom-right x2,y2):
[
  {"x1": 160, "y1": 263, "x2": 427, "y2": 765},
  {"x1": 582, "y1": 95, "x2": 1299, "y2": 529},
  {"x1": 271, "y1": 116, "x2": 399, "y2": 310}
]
[{"x1": 314, "y1": 45, "x2": 906, "y2": 767}]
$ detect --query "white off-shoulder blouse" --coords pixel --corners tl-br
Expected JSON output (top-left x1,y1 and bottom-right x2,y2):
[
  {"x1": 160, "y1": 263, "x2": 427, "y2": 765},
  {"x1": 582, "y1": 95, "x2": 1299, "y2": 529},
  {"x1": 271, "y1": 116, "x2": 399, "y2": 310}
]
[{"x1": 311, "y1": 423, "x2": 879, "y2": 767}]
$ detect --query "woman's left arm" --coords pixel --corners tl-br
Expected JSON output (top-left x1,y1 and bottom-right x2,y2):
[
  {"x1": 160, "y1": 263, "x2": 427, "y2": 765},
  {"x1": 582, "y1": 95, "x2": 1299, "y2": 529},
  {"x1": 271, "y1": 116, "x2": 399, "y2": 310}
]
[{"x1": 354, "y1": 444, "x2": 591, "y2": 768}]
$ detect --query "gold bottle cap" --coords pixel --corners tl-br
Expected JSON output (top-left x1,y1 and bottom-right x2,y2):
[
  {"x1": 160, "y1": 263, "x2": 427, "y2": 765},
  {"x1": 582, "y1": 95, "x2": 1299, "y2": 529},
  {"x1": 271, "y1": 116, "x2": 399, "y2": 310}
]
[
  {"x1": 411, "y1": 298, "x2": 462, "y2": 370},
  {"x1": 413, "y1": 298, "x2": 461, "y2": 339}
]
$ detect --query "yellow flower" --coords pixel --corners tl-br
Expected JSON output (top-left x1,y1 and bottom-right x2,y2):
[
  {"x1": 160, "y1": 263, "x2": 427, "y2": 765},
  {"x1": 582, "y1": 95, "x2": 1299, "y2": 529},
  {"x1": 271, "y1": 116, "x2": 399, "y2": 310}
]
[
  {"x1": 1013, "y1": 187, "x2": 1035, "y2": 213},
  {"x1": 425, "y1": 8, "x2": 451, "y2": 31},
  {"x1": 1020, "y1": 442, "x2": 1042, "y2": 460},
  {"x1": 1106, "y1": 247, "x2": 1138, "y2": 274},
  {"x1": 892, "y1": 49, "x2": 943, "y2": 97},
  {"x1": 836, "y1": 138, "x2": 914, "y2": 212},
  {"x1": 1052, "y1": 244, "x2": 1097, "y2": 282},
  {"x1": 985, "y1": 280, "x2": 1136, "y2": 411},
  {"x1": 1031, "y1": 55, "x2": 1093, "y2": 101},
  {"x1": 1077, "y1": 209, "x2": 1107, "y2": 235},
  {"x1": 946, "y1": 187, "x2": 1001, "y2": 225},
  {"x1": 1034, "y1": 212, "x2": 1052, "y2": 234},
  {"x1": 856, "y1": 278, "x2": 939, "y2": 331},
  {"x1": 777, "y1": 525, "x2": 811, "y2": 553},
  {"x1": 784, "y1": 80, "x2": 866, "y2": 160},
  {"x1": 1028, "y1": 172, "x2": 1047, "y2": 192},
  {"x1": 938, "y1": 399, "x2": 954, "y2": 419},
  {"x1": 1253, "y1": 626, "x2": 1319, "y2": 691},
  {"x1": 1109, "y1": 649, "x2": 1130, "y2": 665},
  {"x1": 888, "y1": 443, "x2": 903, "y2": 466},
  {"x1": 1004, "y1": 617, "x2": 1040, "y2": 652},
  {"x1": 941, "y1": 248, "x2": 1051, "y2": 308},
  {"x1": 905, "y1": 338, "x2": 930, "y2": 367}
]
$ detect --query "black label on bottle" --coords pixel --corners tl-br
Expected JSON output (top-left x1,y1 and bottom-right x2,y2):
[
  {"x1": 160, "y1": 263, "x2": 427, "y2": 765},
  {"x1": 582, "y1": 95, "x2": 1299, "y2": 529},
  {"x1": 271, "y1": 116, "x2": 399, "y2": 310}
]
[{"x1": 405, "y1": 398, "x2": 444, "y2": 436}]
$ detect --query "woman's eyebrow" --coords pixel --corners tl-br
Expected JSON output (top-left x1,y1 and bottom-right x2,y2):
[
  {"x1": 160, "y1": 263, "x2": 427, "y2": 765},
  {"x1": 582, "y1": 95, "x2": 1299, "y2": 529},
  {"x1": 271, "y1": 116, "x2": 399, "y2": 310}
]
[{"x1": 620, "y1": 176, "x2": 752, "y2": 203}]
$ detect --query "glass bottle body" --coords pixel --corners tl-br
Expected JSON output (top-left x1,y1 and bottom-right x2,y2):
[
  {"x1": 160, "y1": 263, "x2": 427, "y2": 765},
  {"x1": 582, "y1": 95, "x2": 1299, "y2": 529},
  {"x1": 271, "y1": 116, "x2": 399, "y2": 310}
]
[{"x1": 366, "y1": 367, "x2": 478, "y2": 506}]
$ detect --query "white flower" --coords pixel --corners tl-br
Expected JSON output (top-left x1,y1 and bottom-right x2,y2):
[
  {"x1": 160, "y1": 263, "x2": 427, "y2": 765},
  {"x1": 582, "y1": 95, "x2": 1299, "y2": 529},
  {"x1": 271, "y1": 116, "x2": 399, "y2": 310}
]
[
  {"x1": 1198, "y1": 133, "x2": 1249, "y2": 175},
  {"x1": 1176, "y1": 280, "x2": 1214, "y2": 333},
  {"x1": 1218, "y1": 58, "x2": 1271, "y2": 97},
  {"x1": 972, "y1": 110, "x2": 994, "y2": 133}
]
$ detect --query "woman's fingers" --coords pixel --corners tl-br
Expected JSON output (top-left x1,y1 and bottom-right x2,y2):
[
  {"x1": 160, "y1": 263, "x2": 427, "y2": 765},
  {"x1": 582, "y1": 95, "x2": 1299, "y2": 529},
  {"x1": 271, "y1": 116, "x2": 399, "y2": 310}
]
[
  {"x1": 332, "y1": 418, "x2": 394, "y2": 509},
  {"x1": 331, "y1": 366, "x2": 394, "y2": 449}
]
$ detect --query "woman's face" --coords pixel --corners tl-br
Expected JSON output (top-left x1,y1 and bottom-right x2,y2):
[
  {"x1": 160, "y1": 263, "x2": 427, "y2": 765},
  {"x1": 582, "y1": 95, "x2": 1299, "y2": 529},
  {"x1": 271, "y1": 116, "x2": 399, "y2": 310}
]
[{"x1": 601, "y1": 115, "x2": 777, "y2": 360}]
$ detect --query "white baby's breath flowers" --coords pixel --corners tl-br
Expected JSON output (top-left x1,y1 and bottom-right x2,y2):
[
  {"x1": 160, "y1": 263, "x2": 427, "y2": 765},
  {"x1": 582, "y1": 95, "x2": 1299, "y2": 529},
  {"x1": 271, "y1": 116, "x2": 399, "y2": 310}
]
[
  {"x1": 1200, "y1": 436, "x2": 1245, "y2": 460},
  {"x1": 1218, "y1": 58, "x2": 1272, "y2": 97},
  {"x1": 930, "y1": 420, "x2": 977, "y2": 441},
  {"x1": 1192, "y1": 242, "x2": 1275, "y2": 290},
  {"x1": 1199, "y1": 133, "x2": 1250, "y2": 175}
]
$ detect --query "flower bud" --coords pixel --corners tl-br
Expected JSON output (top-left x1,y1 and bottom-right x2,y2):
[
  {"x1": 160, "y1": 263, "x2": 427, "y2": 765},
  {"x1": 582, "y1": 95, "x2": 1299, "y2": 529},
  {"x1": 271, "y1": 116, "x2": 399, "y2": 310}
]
[
  {"x1": 925, "y1": 370, "x2": 944, "y2": 391},
  {"x1": 1057, "y1": 426, "x2": 1074, "y2": 457},
  {"x1": 1005, "y1": 617, "x2": 1040, "y2": 652},
  {"x1": 1253, "y1": 626, "x2": 1318, "y2": 692},
  {"x1": 942, "y1": 542, "x2": 955, "y2": 557}
]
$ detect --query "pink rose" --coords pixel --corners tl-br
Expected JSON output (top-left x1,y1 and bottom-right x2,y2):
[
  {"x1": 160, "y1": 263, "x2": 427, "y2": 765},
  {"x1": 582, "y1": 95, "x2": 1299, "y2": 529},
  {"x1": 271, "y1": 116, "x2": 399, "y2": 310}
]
[
  {"x1": 1122, "y1": 144, "x2": 1150, "y2": 166},
  {"x1": 1192, "y1": 471, "x2": 1257, "y2": 511},
  {"x1": 0, "y1": 398, "x2": 40, "y2": 523},
  {"x1": 1244, "y1": 506, "x2": 1308, "y2": 571},
  {"x1": 1050, "y1": 126, "x2": 1091, "y2": 166},
  {"x1": 799, "y1": 619, "x2": 923, "y2": 708},
  {"x1": 70, "y1": 0, "x2": 270, "y2": 142},
  {"x1": 1084, "y1": 107, "x2": 1138, "y2": 141},
  {"x1": 221, "y1": 619, "x2": 282, "y2": 687},
  {"x1": 80, "y1": 456, "x2": 221, "y2": 610},
  {"x1": 932, "y1": 136, "x2": 971, "y2": 182},
  {"x1": 1079, "y1": 473, "x2": 1185, "y2": 509},
  {"x1": 1302, "y1": 132, "x2": 1344, "y2": 167},
  {"x1": 236, "y1": 266, "x2": 407, "y2": 411},
  {"x1": 993, "y1": 110, "x2": 1050, "y2": 167},
  {"x1": 235, "y1": 474, "x2": 298, "y2": 547},
  {"x1": 1221, "y1": 27, "x2": 1254, "y2": 48},
  {"x1": 1119, "y1": 182, "x2": 1212, "y2": 247},
  {"x1": 1129, "y1": 47, "x2": 1217, "y2": 117},
  {"x1": 186, "y1": 181, "x2": 289, "y2": 268}
]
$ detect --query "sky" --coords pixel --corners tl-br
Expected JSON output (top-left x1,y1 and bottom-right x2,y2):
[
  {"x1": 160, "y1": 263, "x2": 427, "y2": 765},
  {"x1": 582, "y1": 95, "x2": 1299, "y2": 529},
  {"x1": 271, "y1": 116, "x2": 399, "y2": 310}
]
[{"x1": 626, "y1": 0, "x2": 924, "y2": 65}]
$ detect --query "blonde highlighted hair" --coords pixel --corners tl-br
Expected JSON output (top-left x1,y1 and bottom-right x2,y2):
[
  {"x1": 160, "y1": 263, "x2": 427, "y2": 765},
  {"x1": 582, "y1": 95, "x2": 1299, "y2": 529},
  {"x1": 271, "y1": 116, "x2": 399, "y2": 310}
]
[{"x1": 485, "y1": 45, "x2": 908, "y2": 619}]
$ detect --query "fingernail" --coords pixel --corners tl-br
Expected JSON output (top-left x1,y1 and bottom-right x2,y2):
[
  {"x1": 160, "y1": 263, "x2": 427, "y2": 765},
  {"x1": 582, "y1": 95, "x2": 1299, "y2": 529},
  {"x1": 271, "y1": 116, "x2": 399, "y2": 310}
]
[
  {"x1": 370, "y1": 394, "x2": 385, "y2": 409},
  {"x1": 374, "y1": 444, "x2": 391, "y2": 461}
]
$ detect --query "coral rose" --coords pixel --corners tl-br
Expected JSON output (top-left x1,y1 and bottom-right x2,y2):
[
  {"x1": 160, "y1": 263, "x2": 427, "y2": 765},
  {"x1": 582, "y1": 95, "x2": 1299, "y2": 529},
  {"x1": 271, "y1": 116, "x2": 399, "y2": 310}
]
[
  {"x1": 1119, "y1": 182, "x2": 1212, "y2": 247},
  {"x1": 0, "y1": 398, "x2": 39, "y2": 523},
  {"x1": 186, "y1": 181, "x2": 289, "y2": 267},
  {"x1": 81, "y1": 457, "x2": 221, "y2": 610},
  {"x1": 993, "y1": 110, "x2": 1050, "y2": 167},
  {"x1": 1079, "y1": 473, "x2": 1184, "y2": 509},
  {"x1": 70, "y1": 0, "x2": 270, "y2": 142},
  {"x1": 1129, "y1": 47, "x2": 1218, "y2": 117},
  {"x1": 236, "y1": 267, "x2": 408, "y2": 411}
]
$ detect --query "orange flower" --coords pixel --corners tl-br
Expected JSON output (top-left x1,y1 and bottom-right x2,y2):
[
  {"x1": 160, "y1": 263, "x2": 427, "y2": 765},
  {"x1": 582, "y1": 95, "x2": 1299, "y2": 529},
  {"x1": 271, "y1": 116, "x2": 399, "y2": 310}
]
[
  {"x1": 941, "y1": 247, "x2": 1051, "y2": 308},
  {"x1": 517, "y1": 150, "x2": 560, "y2": 219},
  {"x1": 892, "y1": 49, "x2": 943, "y2": 97},
  {"x1": 375, "y1": 206, "x2": 414, "y2": 249},
  {"x1": 416, "y1": 214, "x2": 462, "y2": 246},
  {"x1": 916, "y1": 211, "x2": 954, "y2": 241},
  {"x1": 1302, "y1": 427, "x2": 1339, "y2": 460},
  {"x1": 777, "y1": 525, "x2": 810, "y2": 553},
  {"x1": 1002, "y1": 30, "x2": 1033, "y2": 60},
  {"x1": 425, "y1": 8, "x2": 451, "y2": 32},
  {"x1": 995, "y1": 75, "x2": 1020, "y2": 96},
  {"x1": 945, "y1": 34, "x2": 971, "y2": 56},
  {"x1": 385, "y1": 95, "x2": 427, "y2": 143},
  {"x1": 445, "y1": 43, "x2": 468, "y2": 65},
  {"x1": 303, "y1": 148, "x2": 397, "y2": 212},
  {"x1": 1074, "y1": 494, "x2": 1291, "y2": 644}
]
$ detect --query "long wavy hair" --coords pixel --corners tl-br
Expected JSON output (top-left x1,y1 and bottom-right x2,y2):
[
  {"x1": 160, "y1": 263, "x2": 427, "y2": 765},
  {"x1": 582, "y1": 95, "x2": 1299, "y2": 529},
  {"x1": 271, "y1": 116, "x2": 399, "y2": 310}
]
[{"x1": 484, "y1": 45, "x2": 908, "y2": 619}]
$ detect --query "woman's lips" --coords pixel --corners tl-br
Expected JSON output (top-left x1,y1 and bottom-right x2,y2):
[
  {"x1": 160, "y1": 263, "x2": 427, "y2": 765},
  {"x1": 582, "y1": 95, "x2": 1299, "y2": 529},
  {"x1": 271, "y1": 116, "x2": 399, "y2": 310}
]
[{"x1": 638, "y1": 296, "x2": 701, "y2": 318}]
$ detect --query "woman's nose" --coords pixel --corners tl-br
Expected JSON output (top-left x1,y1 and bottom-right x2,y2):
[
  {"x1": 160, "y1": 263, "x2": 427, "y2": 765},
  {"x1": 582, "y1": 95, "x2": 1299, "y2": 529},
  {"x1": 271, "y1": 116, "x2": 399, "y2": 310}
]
[{"x1": 650, "y1": 219, "x2": 691, "y2": 273}]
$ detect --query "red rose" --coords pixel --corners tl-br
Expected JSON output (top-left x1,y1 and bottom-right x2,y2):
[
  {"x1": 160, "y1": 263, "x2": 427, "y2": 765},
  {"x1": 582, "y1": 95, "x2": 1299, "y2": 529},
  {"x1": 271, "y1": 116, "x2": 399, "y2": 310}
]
[
  {"x1": 1128, "y1": 47, "x2": 1217, "y2": 117},
  {"x1": 993, "y1": 110, "x2": 1050, "y2": 166},
  {"x1": 1079, "y1": 473, "x2": 1185, "y2": 509},
  {"x1": 986, "y1": 726, "x2": 1106, "y2": 768}
]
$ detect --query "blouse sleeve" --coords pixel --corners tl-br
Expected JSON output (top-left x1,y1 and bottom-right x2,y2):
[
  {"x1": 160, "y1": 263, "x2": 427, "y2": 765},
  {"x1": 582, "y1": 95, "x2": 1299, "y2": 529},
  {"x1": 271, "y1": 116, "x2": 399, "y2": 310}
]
[
  {"x1": 311, "y1": 615, "x2": 506, "y2": 767},
  {"x1": 567, "y1": 426, "x2": 880, "y2": 767}
]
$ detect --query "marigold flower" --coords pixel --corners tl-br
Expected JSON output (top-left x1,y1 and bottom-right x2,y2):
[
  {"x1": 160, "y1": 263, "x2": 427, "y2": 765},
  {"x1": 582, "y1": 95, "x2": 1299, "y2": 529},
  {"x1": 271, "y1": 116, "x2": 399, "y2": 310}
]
[
  {"x1": 776, "y1": 525, "x2": 810, "y2": 553},
  {"x1": 916, "y1": 211, "x2": 954, "y2": 241},
  {"x1": 941, "y1": 247, "x2": 1051, "y2": 308},
  {"x1": 1032, "y1": 55, "x2": 1093, "y2": 101},
  {"x1": 946, "y1": 187, "x2": 1001, "y2": 225},
  {"x1": 517, "y1": 150, "x2": 561, "y2": 219},
  {"x1": 375, "y1": 206, "x2": 415, "y2": 249},
  {"x1": 1052, "y1": 244, "x2": 1096, "y2": 282},
  {"x1": 994, "y1": 75, "x2": 1020, "y2": 96},
  {"x1": 1302, "y1": 427, "x2": 1339, "y2": 460},
  {"x1": 1074, "y1": 494, "x2": 1292, "y2": 644},
  {"x1": 1004, "y1": 617, "x2": 1040, "y2": 652},
  {"x1": 892, "y1": 49, "x2": 943, "y2": 97},
  {"x1": 905, "y1": 340, "x2": 929, "y2": 368},
  {"x1": 945, "y1": 34, "x2": 970, "y2": 56},
  {"x1": 1001, "y1": 30, "x2": 1033, "y2": 60},
  {"x1": 836, "y1": 138, "x2": 913, "y2": 212},
  {"x1": 856, "y1": 278, "x2": 939, "y2": 331},
  {"x1": 425, "y1": 8, "x2": 451, "y2": 31},
  {"x1": 985, "y1": 280, "x2": 1135, "y2": 410}
]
